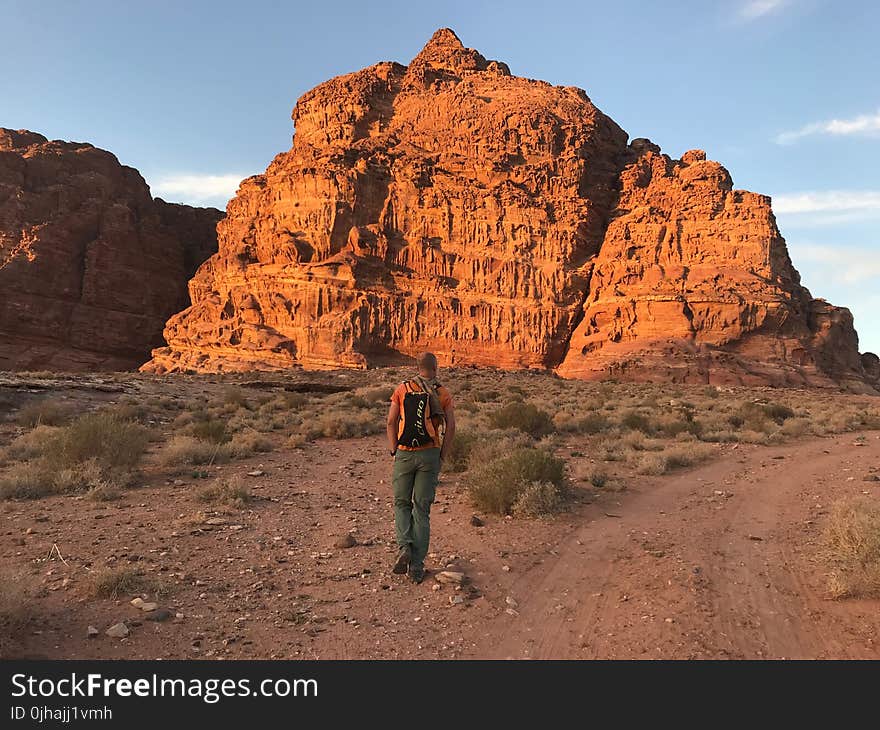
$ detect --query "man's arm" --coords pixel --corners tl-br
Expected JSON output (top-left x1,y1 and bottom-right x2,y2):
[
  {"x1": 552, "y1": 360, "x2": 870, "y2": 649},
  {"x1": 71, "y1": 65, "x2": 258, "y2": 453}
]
[
  {"x1": 386, "y1": 400, "x2": 401, "y2": 455},
  {"x1": 440, "y1": 408, "x2": 455, "y2": 462}
]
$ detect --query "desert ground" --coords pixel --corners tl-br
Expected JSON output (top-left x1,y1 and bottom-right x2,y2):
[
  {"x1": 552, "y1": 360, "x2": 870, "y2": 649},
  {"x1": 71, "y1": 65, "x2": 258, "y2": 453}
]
[{"x1": 1, "y1": 368, "x2": 878, "y2": 660}]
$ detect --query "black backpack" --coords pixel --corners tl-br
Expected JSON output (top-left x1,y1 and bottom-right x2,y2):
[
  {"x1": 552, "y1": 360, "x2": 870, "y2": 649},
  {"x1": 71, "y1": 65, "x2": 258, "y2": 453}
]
[{"x1": 397, "y1": 380, "x2": 443, "y2": 448}]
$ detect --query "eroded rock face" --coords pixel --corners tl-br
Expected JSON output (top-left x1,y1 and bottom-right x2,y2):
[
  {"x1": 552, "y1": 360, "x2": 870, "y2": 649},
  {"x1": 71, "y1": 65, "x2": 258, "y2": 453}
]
[
  {"x1": 144, "y1": 29, "x2": 877, "y2": 390},
  {"x1": 557, "y1": 145, "x2": 872, "y2": 388},
  {"x1": 0, "y1": 129, "x2": 222, "y2": 371},
  {"x1": 146, "y1": 28, "x2": 628, "y2": 373}
]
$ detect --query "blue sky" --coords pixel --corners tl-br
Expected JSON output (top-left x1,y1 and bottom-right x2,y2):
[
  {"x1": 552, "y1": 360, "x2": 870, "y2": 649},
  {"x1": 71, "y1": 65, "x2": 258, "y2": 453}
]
[{"x1": 2, "y1": 0, "x2": 878, "y2": 353}]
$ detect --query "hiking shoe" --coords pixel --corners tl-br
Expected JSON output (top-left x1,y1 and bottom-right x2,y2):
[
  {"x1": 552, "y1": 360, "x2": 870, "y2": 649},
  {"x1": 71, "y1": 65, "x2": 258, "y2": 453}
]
[
  {"x1": 392, "y1": 546, "x2": 411, "y2": 575},
  {"x1": 408, "y1": 565, "x2": 425, "y2": 584}
]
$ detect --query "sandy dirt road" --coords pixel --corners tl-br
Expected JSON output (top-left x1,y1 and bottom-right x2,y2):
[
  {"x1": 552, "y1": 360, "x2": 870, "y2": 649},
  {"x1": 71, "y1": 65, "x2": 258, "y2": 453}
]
[{"x1": 468, "y1": 431, "x2": 880, "y2": 659}]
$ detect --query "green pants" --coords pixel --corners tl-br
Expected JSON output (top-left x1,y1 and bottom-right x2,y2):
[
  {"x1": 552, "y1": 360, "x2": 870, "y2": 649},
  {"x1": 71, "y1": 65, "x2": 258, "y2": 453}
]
[{"x1": 392, "y1": 448, "x2": 440, "y2": 568}]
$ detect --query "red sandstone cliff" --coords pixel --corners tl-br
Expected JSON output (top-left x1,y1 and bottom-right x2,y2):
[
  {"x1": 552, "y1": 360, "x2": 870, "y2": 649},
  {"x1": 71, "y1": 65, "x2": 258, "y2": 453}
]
[
  {"x1": 141, "y1": 29, "x2": 876, "y2": 390},
  {"x1": 0, "y1": 129, "x2": 222, "y2": 371}
]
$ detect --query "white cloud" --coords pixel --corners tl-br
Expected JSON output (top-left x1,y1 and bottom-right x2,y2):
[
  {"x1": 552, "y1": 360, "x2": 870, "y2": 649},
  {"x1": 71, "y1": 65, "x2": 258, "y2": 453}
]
[
  {"x1": 150, "y1": 173, "x2": 244, "y2": 207},
  {"x1": 738, "y1": 0, "x2": 789, "y2": 21},
  {"x1": 775, "y1": 109, "x2": 880, "y2": 144},
  {"x1": 794, "y1": 243, "x2": 880, "y2": 285},
  {"x1": 773, "y1": 190, "x2": 880, "y2": 215}
]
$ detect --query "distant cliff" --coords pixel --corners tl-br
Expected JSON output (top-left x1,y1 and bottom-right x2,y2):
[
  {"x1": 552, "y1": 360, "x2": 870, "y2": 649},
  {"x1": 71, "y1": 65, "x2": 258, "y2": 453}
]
[{"x1": 0, "y1": 128, "x2": 222, "y2": 370}]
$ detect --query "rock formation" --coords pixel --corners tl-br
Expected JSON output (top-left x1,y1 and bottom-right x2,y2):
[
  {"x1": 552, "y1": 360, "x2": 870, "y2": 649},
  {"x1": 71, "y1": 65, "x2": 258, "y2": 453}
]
[
  {"x1": 143, "y1": 29, "x2": 878, "y2": 391},
  {"x1": 0, "y1": 129, "x2": 222, "y2": 370}
]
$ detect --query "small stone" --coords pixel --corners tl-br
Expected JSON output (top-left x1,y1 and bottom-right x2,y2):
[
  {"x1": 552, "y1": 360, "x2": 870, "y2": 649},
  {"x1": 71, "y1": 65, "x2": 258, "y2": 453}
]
[
  {"x1": 130, "y1": 597, "x2": 145, "y2": 608},
  {"x1": 450, "y1": 595, "x2": 465, "y2": 605},
  {"x1": 432, "y1": 584, "x2": 441, "y2": 592},
  {"x1": 173, "y1": 480, "x2": 184, "y2": 486},
  {"x1": 105, "y1": 622, "x2": 129, "y2": 638},
  {"x1": 435, "y1": 571, "x2": 465, "y2": 585},
  {"x1": 334, "y1": 534, "x2": 357, "y2": 549},
  {"x1": 145, "y1": 608, "x2": 172, "y2": 622},
  {"x1": 247, "y1": 470, "x2": 265, "y2": 477},
  {"x1": 87, "y1": 625, "x2": 99, "y2": 638},
  {"x1": 747, "y1": 534, "x2": 763, "y2": 541},
  {"x1": 138, "y1": 602, "x2": 158, "y2": 612},
  {"x1": 505, "y1": 607, "x2": 519, "y2": 616},
  {"x1": 505, "y1": 596, "x2": 518, "y2": 608},
  {"x1": 501, "y1": 565, "x2": 511, "y2": 572},
  {"x1": 470, "y1": 515, "x2": 484, "y2": 527}
]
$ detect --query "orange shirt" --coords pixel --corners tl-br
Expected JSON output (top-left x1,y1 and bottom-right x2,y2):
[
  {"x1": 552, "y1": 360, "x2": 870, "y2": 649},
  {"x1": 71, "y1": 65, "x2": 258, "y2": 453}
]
[{"x1": 391, "y1": 380, "x2": 454, "y2": 450}]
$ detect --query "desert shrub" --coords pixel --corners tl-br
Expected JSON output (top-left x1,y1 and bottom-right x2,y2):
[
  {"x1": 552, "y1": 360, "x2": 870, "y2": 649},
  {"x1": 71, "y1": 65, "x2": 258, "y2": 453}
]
[
  {"x1": 221, "y1": 386, "x2": 249, "y2": 409},
  {"x1": 86, "y1": 482, "x2": 122, "y2": 501},
  {"x1": 443, "y1": 429, "x2": 475, "y2": 472},
  {"x1": 189, "y1": 418, "x2": 230, "y2": 444},
  {"x1": 512, "y1": 481, "x2": 566, "y2": 518},
  {"x1": 489, "y1": 402, "x2": 554, "y2": 439},
  {"x1": 91, "y1": 568, "x2": 167, "y2": 599},
  {"x1": 656, "y1": 416, "x2": 703, "y2": 439},
  {"x1": 53, "y1": 458, "x2": 106, "y2": 493},
  {"x1": 2, "y1": 425, "x2": 63, "y2": 461},
  {"x1": 350, "y1": 387, "x2": 394, "y2": 409},
  {"x1": 54, "y1": 413, "x2": 150, "y2": 473},
  {"x1": 468, "y1": 446, "x2": 565, "y2": 515},
  {"x1": 0, "y1": 461, "x2": 56, "y2": 499},
  {"x1": 302, "y1": 410, "x2": 382, "y2": 440},
  {"x1": 576, "y1": 413, "x2": 610, "y2": 435},
  {"x1": 0, "y1": 571, "x2": 40, "y2": 629},
  {"x1": 109, "y1": 401, "x2": 151, "y2": 423},
  {"x1": 822, "y1": 500, "x2": 880, "y2": 599},
  {"x1": 472, "y1": 389, "x2": 500, "y2": 403},
  {"x1": 227, "y1": 430, "x2": 273, "y2": 458},
  {"x1": 587, "y1": 469, "x2": 609, "y2": 488},
  {"x1": 763, "y1": 403, "x2": 795, "y2": 425},
  {"x1": 855, "y1": 410, "x2": 880, "y2": 430},
  {"x1": 16, "y1": 400, "x2": 73, "y2": 427},
  {"x1": 156, "y1": 435, "x2": 225, "y2": 469},
  {"x1": 198, "y1": 476, "x2": 251, "y2": 508},
  {"x1": 620, "y1": 431, "x2": 664, "y2": 452},
  {"x1": 621, "y1": 410, "x2": 652, "y2": 433},
  {"x1": 780, "y1": 418, "x2": 811, "y2": 438},
  {"x1": 635, "y1": 443, "x2": 715, "y2": 475}
]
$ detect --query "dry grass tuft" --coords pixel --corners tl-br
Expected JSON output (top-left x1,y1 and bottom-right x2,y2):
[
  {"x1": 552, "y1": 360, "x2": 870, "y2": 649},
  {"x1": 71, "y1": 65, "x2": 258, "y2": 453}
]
[
  {"x1": 822, "y1": 499, "x2": 880, "y2": 599},
  {"x1": 90, "y1": 568, "x2": 168, "y2": 600},
  {"x1": 198, "y1": 476, "x2": 252, "y2": 508}
]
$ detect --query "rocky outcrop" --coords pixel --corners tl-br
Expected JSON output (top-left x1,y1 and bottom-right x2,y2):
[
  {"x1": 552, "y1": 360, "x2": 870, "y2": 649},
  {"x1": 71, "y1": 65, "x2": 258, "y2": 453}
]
[
  {"x1": 557, "y1": 143, "x2": 873, "y2": 388},
  {"x1": 143, "y1": 29, "x2": 878, "y2": 391},
  {"x1": 0, "y1": 129, "x2": 222, "y2": 371}
]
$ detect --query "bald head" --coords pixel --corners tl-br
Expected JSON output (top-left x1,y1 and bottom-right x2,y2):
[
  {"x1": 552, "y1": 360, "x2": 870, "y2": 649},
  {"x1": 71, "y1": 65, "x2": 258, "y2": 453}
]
[{"x1": 417, "y1": 351, "x2": 438, "y2": 377}]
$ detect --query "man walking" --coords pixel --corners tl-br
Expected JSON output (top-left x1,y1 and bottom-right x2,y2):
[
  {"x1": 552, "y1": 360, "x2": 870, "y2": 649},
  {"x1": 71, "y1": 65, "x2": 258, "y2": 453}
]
[{"x1": 386, "y1": 352, "x2": 455, "y2": 583}]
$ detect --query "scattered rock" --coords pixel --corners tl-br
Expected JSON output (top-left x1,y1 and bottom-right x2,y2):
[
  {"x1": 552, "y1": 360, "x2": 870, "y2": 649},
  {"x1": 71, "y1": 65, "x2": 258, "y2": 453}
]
[
  {"x1": 105, "y1": 622, "x2": 130, "y2": 638},
  {"x1": 505, "y1": 596, "x2": 518, "y2": 609},
  {"x1": 247, "y1": 470, "x2": 265, "y2": 477},
  {"x1": 130, "y1": 597, "x2": 145, "y2": 608},
  {"x1": 435, "y1": 571, "x2": 466, "y2": 585},
  {"x1": 145, "y1": 608, "x2": 172, "y2": 622},
  {"x1": 748, "y1": 534, "x2": 764, "y2": 541},
  {"x1": 470, "y1": 515, "x2": 484, "y2": 527},
  {"x1": 87, "y1": 626, "x2": 99, "y2": 638}
]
